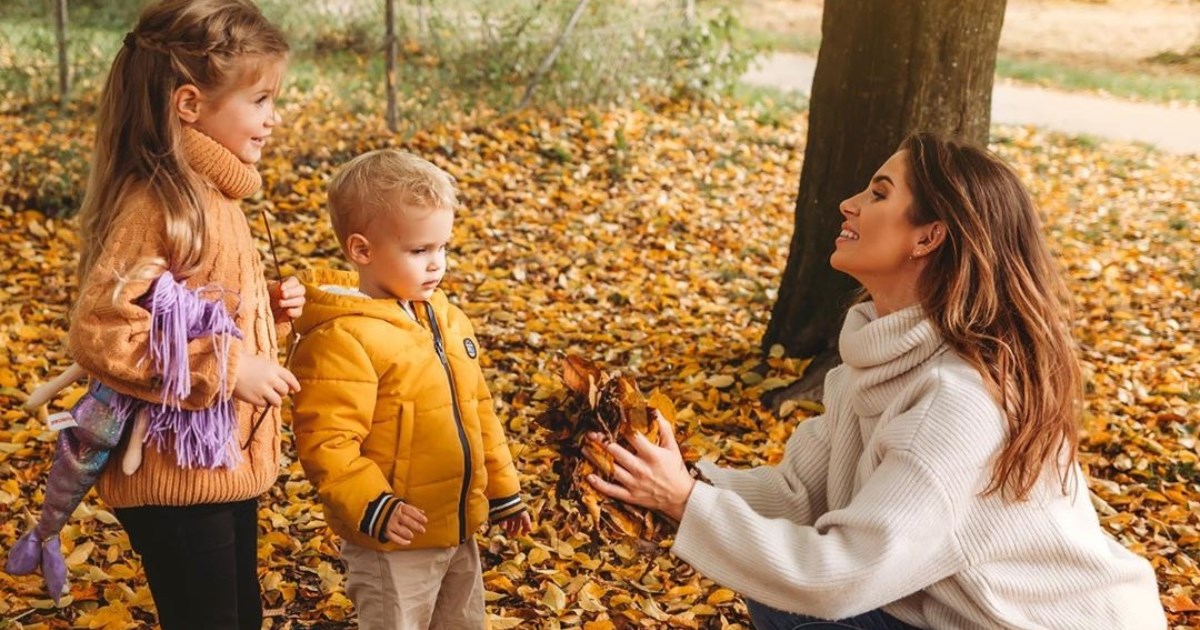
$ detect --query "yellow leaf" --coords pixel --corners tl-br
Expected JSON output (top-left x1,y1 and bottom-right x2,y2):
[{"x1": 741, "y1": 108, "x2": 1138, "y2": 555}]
[
  {"x1": 707, "y1": 588, "x2": 737, "y2": 605},
  {"x1": 705, "y1": 374, "x2": 735, "y2": 389},
  {"x1": 66, "y1": 541, "x2": 94, "y2": 566},
  {"x1": 542, "y1": 581, "x2": 567, "y2": 612}
]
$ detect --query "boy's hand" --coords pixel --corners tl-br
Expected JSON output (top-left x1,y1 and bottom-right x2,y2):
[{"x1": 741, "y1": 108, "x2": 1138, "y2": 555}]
[
  {"x1": 270, "y1": 277, "x2": 305, "y2": 322},
  {"x1": 232, "y1": 354, "x2": 300, "y2": 407},
  {"x1": 385, "y1": 502, "x2": 429, "y2": 546},
  {"x1": 499, "y1": 511, "x2": 532, "y2": 537}
]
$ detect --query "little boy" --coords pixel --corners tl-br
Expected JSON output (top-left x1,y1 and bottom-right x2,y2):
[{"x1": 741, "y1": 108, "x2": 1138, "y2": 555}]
[{"x1": 290, "y1": 150, "x2": 531, "y2": 630}]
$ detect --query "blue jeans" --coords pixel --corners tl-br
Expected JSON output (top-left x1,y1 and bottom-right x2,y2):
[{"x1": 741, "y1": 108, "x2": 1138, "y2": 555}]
[{"x1": 748, "y1": 599, "x2": 924, "y2": 630}]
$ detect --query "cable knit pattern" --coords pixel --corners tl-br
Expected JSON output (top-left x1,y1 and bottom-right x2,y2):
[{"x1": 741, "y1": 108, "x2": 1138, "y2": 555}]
[
  {"x1": 67, "y1": 127, "x2": 280, "y2": 507},
  {"x1": 673, "y1": 302, "x2": 1166, "y2": 629}
]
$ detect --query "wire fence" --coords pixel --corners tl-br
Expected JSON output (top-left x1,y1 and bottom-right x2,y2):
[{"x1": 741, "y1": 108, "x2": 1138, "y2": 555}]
[{"x1": 0, "y1": 0, "x2": 754, "y2": 115}]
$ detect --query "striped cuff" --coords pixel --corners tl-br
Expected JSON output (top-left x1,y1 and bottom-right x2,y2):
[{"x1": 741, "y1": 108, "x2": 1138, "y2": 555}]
[
  {"x1": 488, "y1": 494, "x2": 526, "y2": 521},
  {"x1": 360, "y1": 492, "x2": 404, "y2": 542}
]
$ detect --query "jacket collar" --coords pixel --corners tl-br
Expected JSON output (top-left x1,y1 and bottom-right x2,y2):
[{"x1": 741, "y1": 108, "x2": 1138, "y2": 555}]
[{"x1": 293, "y1": 268, "x2": 447, "y2": 335}]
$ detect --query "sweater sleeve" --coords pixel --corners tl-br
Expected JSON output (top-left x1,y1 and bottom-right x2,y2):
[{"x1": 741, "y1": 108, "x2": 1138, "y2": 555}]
[
  {"x1": 289, "y1": 325, "x2": 392, "y2": 535},
  {"x1": 66, "y1": 195, "x2": 244, "y2": 410},
  {"x1": 672, "y1": 448, "x2": 967, "y2": 620},
  {"x1": 697, "y1": 412, "x2": 831, "y2": 526}
]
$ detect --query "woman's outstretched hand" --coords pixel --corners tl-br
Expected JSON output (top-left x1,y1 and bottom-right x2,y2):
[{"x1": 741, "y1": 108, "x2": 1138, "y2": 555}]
[{"x1": 585, "y1": 412, "x2": 696, "y2": 522}]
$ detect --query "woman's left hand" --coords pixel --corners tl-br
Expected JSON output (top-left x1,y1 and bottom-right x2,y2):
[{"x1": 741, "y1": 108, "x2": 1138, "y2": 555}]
[
  {"x1": 270, "y1": 276, "x2": 305, "y2": 322},
  {"x1": 585, "y1": 412, "x2": 696, "y2": 522}
]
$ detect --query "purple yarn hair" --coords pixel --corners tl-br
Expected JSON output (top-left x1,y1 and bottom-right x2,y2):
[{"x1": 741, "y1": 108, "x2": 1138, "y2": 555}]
[{"x1": 128, "y1": 271, "x2": 244, "y2": 469}]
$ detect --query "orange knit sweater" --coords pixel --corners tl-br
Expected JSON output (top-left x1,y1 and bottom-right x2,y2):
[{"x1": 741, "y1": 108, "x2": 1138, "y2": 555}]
[{"x1": 67, "y1": 128, "x2": 282, "y2": 507}]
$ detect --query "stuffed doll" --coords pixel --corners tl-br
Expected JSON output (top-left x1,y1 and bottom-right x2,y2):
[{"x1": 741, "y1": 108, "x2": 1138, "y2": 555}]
[{"x1": 5, "y1": 272, "x2": 242, "y2": 604}]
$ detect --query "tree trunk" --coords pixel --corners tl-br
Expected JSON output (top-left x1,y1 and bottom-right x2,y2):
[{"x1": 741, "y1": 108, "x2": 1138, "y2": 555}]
[
  {"x1": 54, "y1": 0, "x2": 69, "y2": 107},
  {"x1": 763, "y1": 0, "x2": 1008, "y2": 403},
  {"x1": 763, "y1": 0, "x2": 1006, "y2": 405},
  {"x1": 385, "y1": 0, "x2": 398, "y2": 132}
]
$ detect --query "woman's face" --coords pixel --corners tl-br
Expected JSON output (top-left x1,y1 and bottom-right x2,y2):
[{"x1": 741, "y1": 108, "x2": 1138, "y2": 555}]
[{"x1": 830, "y1": 150, "x2": 931, "y2": 289}]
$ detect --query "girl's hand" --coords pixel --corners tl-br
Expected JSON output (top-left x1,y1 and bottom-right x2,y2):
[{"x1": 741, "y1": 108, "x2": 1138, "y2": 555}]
[
  {"x1": 385, "y1": 502, "x2": 429, "y2": 545},
  {"x1": 270, "y1": 276, "x2": 305, "y2": 322},
  {"x1": 232, "y1": 354, "x2": 300, "y2": 407},
  {"x1": 585, "y1": 412, "x2": 696, "y2": 522},
  {"x1": 500, "y1": 511, "x2": 532, "y2": 537}
]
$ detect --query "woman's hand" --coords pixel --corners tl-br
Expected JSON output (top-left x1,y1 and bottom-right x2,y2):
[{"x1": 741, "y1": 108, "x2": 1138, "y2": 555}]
[
  {"x1": 232, "y1": 354, "x2": 300, "y2": 407},
  {"x1": 270, "y1": 276, "x2": 305, "y2": 322},
  {"x1": 585, "y1": 412, "x2": 696, "y2": 522}
]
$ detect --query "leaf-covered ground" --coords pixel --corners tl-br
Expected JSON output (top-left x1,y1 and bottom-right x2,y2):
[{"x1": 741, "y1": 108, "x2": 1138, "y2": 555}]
[{"x1": 0, "y1": 90, "x2": 1197, "y2": 629}]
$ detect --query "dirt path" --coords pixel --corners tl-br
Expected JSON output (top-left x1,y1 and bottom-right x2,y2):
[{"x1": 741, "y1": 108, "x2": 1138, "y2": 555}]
[{"x1": 741, "y1": 51, "x2": 1200, "y2": 155}]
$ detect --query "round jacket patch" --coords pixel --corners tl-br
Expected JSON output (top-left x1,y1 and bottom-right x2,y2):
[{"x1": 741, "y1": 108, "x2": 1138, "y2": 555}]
[{"x1": 463, "y1": 338, "x2": 478, "y2": 359}]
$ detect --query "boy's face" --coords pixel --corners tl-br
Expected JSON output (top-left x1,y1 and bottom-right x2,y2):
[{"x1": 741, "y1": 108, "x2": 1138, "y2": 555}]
[{"x1": 351, "y1": 207, "x2": 453, "y2": 302}]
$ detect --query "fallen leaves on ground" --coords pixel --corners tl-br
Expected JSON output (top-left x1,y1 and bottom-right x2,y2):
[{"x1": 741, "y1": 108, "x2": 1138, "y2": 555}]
[{"x1": 0, "y1": 86, "x2": 1196, "y2": 628}]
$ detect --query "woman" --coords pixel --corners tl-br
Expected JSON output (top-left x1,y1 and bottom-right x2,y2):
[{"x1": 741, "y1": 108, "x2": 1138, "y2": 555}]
[{"x1": 587, "y1": 133, "x2": 1166, "y2": 630}]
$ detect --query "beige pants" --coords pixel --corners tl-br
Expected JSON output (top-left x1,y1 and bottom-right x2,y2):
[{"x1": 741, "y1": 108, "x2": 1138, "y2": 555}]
[{"x1": 342, "y1": 540, "x2": 486, "y2": 630}]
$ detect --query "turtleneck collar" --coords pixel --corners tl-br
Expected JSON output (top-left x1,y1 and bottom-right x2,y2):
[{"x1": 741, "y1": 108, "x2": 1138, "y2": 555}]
[
  {"x1": 182, "y1": 127, "x2": 262, "y2": 200},
  {"x1": 838, "y1": 301, "x2": 946, "y2": 417}
]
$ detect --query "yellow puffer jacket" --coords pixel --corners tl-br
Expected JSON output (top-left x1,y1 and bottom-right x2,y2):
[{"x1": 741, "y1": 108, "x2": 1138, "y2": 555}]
[{"x1": 289, "y1": 268, "x2": 524, "y2": 551}]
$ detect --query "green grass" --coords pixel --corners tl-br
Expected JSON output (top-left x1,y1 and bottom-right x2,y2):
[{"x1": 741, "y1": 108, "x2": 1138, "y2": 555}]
[
  {"x1": 995, "y1": 54, "x2": 1200, "y2": 105},
  {"x1": 743, "y1": 27, "x2": 821, "y2": 55},
  {"x1": 731, "y1": 83, "x2": 809, "y2": 126},
  {"x1": 0, "y1": 18, "x2": 123, "y2": 105},
  {"x1": 738, "y1": 26, "x2": 1200, "y2": 107}
]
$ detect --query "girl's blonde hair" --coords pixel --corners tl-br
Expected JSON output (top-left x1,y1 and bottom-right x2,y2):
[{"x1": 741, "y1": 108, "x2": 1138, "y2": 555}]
[
  {"x1": 902, "y1": 132, "x2": 1082, "y2": 501},
  {"x1": 76, "y1": 0, "x2": 288, "y2": 285}
]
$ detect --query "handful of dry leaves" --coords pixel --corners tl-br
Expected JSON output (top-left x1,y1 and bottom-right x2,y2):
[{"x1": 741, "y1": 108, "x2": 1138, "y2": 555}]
[{"x1": 538, "y1": 355, "x2": 688, "y2": 545}]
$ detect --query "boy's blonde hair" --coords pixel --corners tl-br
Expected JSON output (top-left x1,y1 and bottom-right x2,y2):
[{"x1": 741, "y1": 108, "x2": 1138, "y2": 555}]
[{"x1": 327, "y1": 150, "x2": 459, "y2": 248}]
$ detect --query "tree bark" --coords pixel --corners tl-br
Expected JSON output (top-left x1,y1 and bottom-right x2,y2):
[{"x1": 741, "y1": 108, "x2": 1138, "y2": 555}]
[
  {"x1": 54, "y1": 0, "x2": 70, "y2": 107},
  {"x1": 385, "y1": 0, "x2": 398, "y2": 132},
  {"x1": 763, "y1": 0, "x2": 1006, "y2": 403}
]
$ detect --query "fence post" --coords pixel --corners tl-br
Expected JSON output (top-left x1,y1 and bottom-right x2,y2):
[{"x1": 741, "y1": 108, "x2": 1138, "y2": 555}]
[
  {"x1": 54, "y1": 0, "x2": 70, "y2": 107},
  {"x1": 385, "y1": 0, "x2": 398, "y2": 132},
  {"x1": 417, "y1": 0, "x2": 429, "y2": 36},
  {"x1": 519, "y1": 0, "x2": 590, "y2": 109}
]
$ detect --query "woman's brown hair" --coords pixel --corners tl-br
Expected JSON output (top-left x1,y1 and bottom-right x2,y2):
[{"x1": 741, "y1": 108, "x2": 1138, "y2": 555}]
[
  {"x1": 902, "y1": 132, "x2": 1082, "y2": 501},
  {"x1": 76, "y1": 0, "x2": 288, "y2": 285}
]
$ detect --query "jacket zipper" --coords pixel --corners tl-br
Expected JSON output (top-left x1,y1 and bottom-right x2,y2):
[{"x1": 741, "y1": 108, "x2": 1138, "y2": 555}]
[{"x1": 422, "y1": 302, "x2": 472, "y2": 544}]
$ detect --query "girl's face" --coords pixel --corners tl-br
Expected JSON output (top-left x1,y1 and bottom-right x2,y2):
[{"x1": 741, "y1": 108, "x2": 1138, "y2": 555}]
[
  {"x1": 190, "y1": 61, "x2": 284, "y2": 164},
  {"x1": 830, "y1": 150, "x2": 932, "y2": 288}
]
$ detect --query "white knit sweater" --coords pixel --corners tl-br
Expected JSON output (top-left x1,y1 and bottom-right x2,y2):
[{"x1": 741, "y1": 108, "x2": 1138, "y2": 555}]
[{"x1": 673, "y1": 303, "x2": 1166, "y2": 630}]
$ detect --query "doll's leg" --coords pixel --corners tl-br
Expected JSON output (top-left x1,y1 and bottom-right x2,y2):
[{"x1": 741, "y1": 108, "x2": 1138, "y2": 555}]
[
  {"x1": 121, "y1": 408, "x2": 150, "y2": 475},
  {"x1": 4, "y1": 427, "x2": 105, "y2": 604},
  {"x1": 5, "y1": 390, "x2": 128, "y2": 603},
  {"x1": 34, "y1": 390, "x2": 128, "y2": 537},
  {"x1": 23, "y1": 363, "x2": 86, "y2": 411}
]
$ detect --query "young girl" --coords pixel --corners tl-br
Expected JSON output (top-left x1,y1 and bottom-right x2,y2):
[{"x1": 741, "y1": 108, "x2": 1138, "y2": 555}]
[{"x1": 29, "y1": 1, "x2": 302, "y2": 627}]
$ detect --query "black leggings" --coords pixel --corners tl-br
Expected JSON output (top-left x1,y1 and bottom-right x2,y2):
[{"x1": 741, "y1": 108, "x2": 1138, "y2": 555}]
[{"x1": 115, "y1": 499, "x2": 261, "y2": 630}]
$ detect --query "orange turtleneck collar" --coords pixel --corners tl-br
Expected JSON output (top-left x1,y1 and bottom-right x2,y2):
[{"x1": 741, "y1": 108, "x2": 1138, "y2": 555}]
[{"x1": 181, "y1": 127, "x2": 262, "y2": 200}]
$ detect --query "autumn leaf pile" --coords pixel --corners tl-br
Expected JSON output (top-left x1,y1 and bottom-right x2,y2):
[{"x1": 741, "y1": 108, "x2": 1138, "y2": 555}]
[
  {"x1": 0, "y1": 83, "x2": 1197, "y2": 628},
  {"x1": 536, "y1": 354, "x2": 687, "y2": 549}
]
